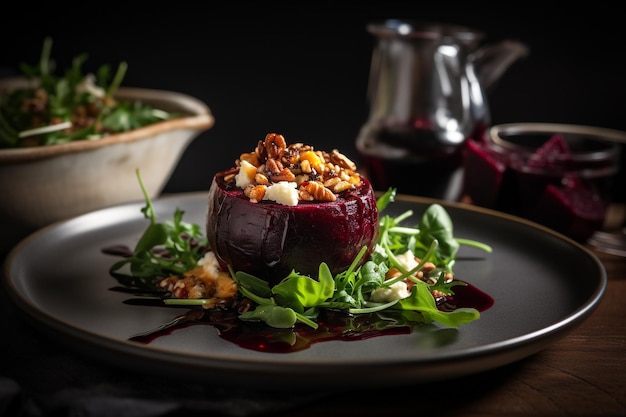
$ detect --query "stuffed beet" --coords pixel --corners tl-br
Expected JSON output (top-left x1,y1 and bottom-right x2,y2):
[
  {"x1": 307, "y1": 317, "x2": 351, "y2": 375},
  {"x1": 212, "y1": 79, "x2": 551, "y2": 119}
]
[{"x1": 206, "y1": 133, "x2": 379, "y2": 286}]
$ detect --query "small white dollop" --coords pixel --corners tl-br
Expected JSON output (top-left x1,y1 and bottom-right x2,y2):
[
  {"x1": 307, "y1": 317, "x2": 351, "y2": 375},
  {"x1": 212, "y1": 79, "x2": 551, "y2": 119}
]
[
  {"x1": 370, "y1": 281, "x2": 412, "y2": 302},
  {"x1": 235, "y1": 160, "x2": 257, "y2": 188},
  {"x1": 263, "y1": 181, "x2": 299, "y2": 206}
]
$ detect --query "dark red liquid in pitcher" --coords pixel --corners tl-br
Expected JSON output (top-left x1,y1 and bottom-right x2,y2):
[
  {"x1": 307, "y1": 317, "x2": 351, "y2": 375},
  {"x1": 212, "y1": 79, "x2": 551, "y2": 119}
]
[{"x1": 356, "y1": 124, "x2": 486, "y2": 201}]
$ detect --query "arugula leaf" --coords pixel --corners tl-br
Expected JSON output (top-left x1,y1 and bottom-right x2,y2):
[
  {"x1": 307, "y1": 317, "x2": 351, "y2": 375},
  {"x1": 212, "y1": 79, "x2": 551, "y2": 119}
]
[
  {"x1": 376, "y1": 187, "x2": 396, "y2": 212},
  {"x1": 108, "y1": 170, "x2": 208, "y2": 289},
  {"x1": 234, "y1": 270, "x2": 273, "y2": 299},
  {"x1": 238, "y1": 305, "x2": 298, "y2": 329},
  {"x1": 417, "y1": 204, "x2": 460, "y2": 263},
  {"x1": 272, "y1": 263, "x2": 335, "y2": 313},
  {"x1": 398, "y1": 280, "x2": 480, "y2": 327}
]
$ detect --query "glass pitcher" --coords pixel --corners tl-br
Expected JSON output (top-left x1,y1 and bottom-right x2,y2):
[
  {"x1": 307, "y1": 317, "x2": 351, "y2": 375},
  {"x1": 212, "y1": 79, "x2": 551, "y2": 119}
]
[{"x1": 356, "y1": 19, "x2": 528, "y2": 200}]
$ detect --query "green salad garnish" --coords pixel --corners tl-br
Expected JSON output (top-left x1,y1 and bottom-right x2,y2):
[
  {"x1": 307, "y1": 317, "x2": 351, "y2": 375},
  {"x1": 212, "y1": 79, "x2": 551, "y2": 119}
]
[
  {"x1": 109, "y1": 171, "x2": 492, "y2": 330},
  {"x1": 0, "y1": 37, "x2": 177, "y2": 148}
]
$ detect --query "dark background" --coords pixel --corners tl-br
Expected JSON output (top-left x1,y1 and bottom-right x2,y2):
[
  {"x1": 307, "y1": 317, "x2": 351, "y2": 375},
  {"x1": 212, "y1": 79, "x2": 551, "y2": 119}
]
[{"x1": 2, "y1": 4, "x2": 624, "y2": 195}]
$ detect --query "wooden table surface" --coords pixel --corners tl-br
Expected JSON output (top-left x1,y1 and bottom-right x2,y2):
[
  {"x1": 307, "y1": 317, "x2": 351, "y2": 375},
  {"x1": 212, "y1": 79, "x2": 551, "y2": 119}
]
[{"x1": 280, "y1": 241, "x2": 626, "y2": 417}]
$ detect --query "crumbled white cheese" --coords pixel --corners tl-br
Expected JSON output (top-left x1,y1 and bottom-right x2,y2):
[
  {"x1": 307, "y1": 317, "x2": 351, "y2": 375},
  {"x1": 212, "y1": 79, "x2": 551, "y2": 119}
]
[
  {"x1": 370, "y1": 281, "x2": 412, "y2": 302},
  {"x1": 396, "y1": 249, "x2": 419, "y2": 272},
  {"x1": 235, "y1": 160, "x2": 257, "y2": 188},
  {"x1": 263, "y1": 181, "x2": 299, "y2": 206},
  {"x1": 369, "y1": 249, "x2": 419, "y2": 303},
  {"x1": 197, "y1": 251, "x2": 222, "y2": 279}
]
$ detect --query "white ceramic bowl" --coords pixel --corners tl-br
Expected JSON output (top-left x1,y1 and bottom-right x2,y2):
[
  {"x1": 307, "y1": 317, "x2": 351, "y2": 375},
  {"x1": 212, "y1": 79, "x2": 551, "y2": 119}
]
[{"x1": 0, "y1": 77, "x2": 214, "y2": 252}]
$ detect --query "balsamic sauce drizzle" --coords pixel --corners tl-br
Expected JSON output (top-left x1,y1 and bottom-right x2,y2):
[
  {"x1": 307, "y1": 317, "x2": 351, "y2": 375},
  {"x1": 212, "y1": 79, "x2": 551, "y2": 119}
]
[{"x1": 112, "y1": 281, "x2": 493, "y2": 353}]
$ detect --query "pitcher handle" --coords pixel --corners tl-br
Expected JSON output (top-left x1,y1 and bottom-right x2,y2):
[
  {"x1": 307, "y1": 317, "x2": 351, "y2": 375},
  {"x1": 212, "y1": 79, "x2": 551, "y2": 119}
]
[{"x1": 472, "y1": 40, "x2": 529, "y2": 90}]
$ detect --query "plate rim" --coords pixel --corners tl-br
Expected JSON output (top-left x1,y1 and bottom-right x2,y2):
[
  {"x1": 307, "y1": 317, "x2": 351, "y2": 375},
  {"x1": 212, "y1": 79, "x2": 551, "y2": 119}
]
[{"x1": 2, "y1": 192, "x2": 607, "y2": 388}]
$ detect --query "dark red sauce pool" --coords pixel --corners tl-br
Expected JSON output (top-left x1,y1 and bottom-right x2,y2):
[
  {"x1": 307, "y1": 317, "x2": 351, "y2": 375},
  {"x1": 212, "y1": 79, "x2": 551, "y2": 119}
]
[{"x1": 111, "y1": 281, "x2": 493, "y2": 353}]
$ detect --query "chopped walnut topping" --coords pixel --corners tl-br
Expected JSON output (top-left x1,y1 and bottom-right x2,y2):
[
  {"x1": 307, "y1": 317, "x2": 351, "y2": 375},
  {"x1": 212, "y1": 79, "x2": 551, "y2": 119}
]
[{"x1": 230, "y1": 133, "x2": 362, "y2": 204}]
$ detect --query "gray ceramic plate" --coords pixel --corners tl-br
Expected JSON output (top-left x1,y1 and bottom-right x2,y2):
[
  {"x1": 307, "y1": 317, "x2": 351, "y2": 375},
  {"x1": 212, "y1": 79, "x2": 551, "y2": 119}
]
[{"x1": 3, "y1": 192, "x2": 606, "y2": 389}]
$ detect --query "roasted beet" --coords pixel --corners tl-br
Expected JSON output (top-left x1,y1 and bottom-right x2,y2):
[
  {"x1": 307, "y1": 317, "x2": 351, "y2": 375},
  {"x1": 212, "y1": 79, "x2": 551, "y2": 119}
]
[
  {"x1": 527, "y1": 133, "x2": 569, "y2": 166},
  {"x1": 528, "y1": 176, "x2": 606, "y2": 241},
  {"x1": 206, "y1": 175, "x2": 379, "y2": 286},
  {"x1": 462, "y1": 138, "x2": 508, "y2": 208}
]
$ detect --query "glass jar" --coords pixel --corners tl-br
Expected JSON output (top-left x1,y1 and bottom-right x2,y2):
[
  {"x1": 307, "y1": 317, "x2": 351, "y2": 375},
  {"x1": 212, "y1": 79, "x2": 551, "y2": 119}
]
[{"x1": 462, "y1": 123, "x2": 623, "y2": 242}]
